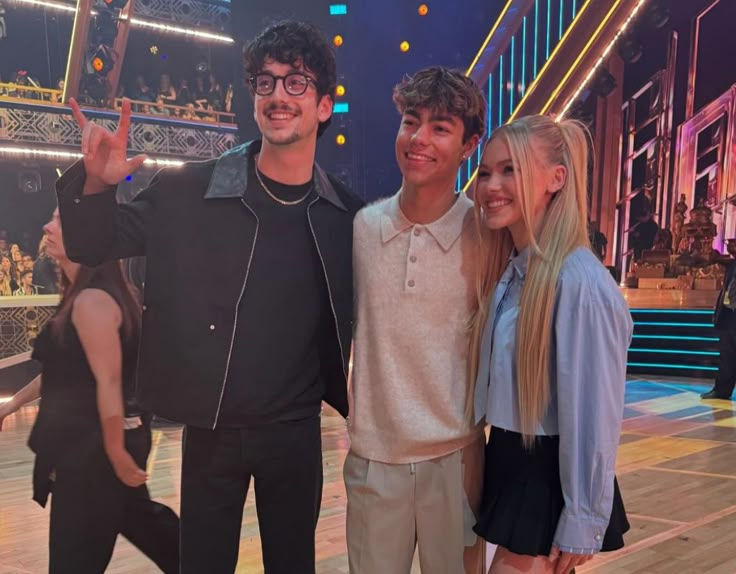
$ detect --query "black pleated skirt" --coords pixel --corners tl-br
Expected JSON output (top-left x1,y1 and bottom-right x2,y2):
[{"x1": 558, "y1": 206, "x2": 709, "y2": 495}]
[{"x1": 473, "y1": 426, "x2": 629, "y2": 557}]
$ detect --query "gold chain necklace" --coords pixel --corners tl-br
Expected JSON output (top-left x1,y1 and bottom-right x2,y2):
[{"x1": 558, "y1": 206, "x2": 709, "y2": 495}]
[{"x1": 254, "y1": 162, "x2": 313, "y2": 206}]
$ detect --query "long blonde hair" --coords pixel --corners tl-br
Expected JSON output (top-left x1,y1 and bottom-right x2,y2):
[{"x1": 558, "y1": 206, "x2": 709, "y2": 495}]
[{"x1": 467, "y1": 115, "x2": 592, "y2": 444}]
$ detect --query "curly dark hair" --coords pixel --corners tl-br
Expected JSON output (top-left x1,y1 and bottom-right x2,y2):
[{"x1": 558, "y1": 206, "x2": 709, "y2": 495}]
[
  {"x1": 243, "y1": 21, "x2": 337, "y2": 137},
  {"x1": 393, "y1": 67, "x2": 487, "y2": 143}
]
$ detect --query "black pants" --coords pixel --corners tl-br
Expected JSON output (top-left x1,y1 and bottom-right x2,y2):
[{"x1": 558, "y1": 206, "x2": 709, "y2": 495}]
[
  {"x1": 49, "y1": 426, "x2": 180, "y2": 573},
  {"x1": 713, "y1": 330, "x2": 736, "y2": 397},
  {"x1": 180, "y1": 416, "x2": 323, "y2": 574}
]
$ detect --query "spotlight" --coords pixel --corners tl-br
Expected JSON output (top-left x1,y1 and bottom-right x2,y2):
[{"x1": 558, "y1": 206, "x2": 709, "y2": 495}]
[
  {"x1": 336, "y1": 84, "x2": 346, "y2": 97},
  {"x1": 400, "y1": 41, "x2": 410, "y2": 52},
  {"x1": 418, "y1": 4, "x2": 429, "y2": 16},
  {"x1": 87, "y1": 44, "x2": 114, "y2": 76},
  {"x1": 618, "y1": 35, "x2": 643, "y2": 64},
  {"x1": 195, "y1": 55, "x2": 209, "y2": 73},
  {"x1": 336, "y1": 134, "x2": 346, "y2": 146},
  {"x1": 591, "y1": 69, "x2": 617, "y2": 97},
  {"x1": 333, "y1": 34, "x2": 344, "y2": 47},
  {"x1": 17, "y1": 170, "x2": 41, "y2": 194},
  {"x1": 150, "y1": 45, "x2": 158, "y2": 55},
  {"x1": 93, "y1": 10, "x2": 118, "y2": 44},
  {"x1": 646, "y1": 0, "x2": 670, "y2": 29}
]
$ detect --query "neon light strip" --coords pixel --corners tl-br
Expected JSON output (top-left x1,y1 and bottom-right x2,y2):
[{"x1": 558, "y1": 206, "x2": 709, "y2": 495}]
[
  {"x1": 127, "y1": 18, "x2": 233, "y2": 43},
  {"x1": 630, "y1": 309, "x2": 713, "y2": 314},
  {"x1": 0, "y1": 146, "x2": 185, "y2": 166},
  {"x1": 546, "y1": 0, "x2": 551, "y2": 58},
  {"x1": 465, "y1": 0, "x2": 516, "y2": 76},
  {"x1": 627, "y1": 362, "x2": 718, "y2": 371},
  {"x1": 12, "y1": 0, "x2": 233, "y2": 43},
  {"x1": 558, "y1": 0, "x2": 649, "y2": 118},
  {"x1": 543, "y1": 0, "x2": 624, "y2": 115},
  {"x1": 534, "y1": 0, "x2": 540, "y2": 78},
  {"x1": 632, "y1": 334, "x2": 719, "y2": 342},
  {"x1": 573, "y1": 0, "x2": 578, "y2": 17},
  {"x1": 462, "y1": 0, "x2": 593, "y2": 192},
  {"x1": 488, "y1": 73, "x2": 493, "y2": 136},
  {"x1": 329, "y1": 4, "x2": 347, "y2": 15},
  {"x1": 522, "y1": 17, "x2": 527, "y2": 96},
  {"x1": 510, "y1": 35, "x2": 515, "y2": 113},
  {"x1": 634, "y1": 322, "x2": 714, "y2": 328},
  {"x1": 559, "y1": 0, "x2": 564, "y2": 40},
  {"x1": 628, "y1": 348, "x2": 719, "y2": 356},
  {"x1": 498, "y1": 55, "x2": 504, "y2": 128}
]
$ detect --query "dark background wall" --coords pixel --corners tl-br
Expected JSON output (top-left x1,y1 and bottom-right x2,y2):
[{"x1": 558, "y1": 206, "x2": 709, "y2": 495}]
[{"x1": 230, "y1": 0, "x2": 502, "y2": 201}]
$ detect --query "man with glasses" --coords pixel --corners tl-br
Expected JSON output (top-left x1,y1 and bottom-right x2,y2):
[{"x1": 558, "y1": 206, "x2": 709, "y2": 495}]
[{"x1": 56, "y1": 20, "x2": 362, "y2": 573}]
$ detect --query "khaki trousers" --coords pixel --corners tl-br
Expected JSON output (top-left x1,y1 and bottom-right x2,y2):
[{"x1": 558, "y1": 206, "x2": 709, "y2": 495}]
[{"x1": 344, "y1": 436, "x2": 485, "y2": 574}]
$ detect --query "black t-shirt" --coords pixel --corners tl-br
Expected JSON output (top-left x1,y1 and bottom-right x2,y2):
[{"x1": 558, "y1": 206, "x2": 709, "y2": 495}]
[{"x1": 217, "y1": 162, "x2": 329, "y2": 427}]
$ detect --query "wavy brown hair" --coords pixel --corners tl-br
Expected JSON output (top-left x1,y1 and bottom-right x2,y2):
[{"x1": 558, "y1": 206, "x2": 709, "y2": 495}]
[{"x1": 393, "y1": 67, "x2": 487, "y2": 143}]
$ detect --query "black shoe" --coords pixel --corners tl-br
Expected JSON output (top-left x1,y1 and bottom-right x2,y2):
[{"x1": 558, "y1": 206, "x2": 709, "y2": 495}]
[{"x1": 701, "y1": 390, "x2": 732, "y2": 400}]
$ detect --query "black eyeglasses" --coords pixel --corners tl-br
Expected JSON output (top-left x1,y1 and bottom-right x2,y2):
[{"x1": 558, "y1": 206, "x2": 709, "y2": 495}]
[{"x1": 248, "y1": 72, "x2": 316, "y2": 96}]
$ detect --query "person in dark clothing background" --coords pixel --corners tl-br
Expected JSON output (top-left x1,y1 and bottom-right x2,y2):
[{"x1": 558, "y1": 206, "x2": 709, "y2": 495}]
[
  {"x1": 702, "y1": 239, "x2": 736, "y2": 400},
  {"x1": 0, "y1": 210, "x2": 179, "y2": 573},
  {"x1": 56, "y1": 20, "x2": 362, "y2": 574}
]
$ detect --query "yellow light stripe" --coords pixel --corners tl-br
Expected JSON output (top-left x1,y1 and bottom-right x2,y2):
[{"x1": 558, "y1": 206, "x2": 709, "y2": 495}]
[
  {"x1": 558, "y1": 0, "x2": 649, "y2": 119},
  {"x1": 541, "y1": 0, "x2": 623, "y2": 114},
  {"x1": 465, "y1": 0, "x2": 516, "y2": 76}
]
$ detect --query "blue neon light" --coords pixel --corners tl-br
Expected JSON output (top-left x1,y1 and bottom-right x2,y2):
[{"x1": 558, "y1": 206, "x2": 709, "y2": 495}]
[
  {"x1": 521, "y1": 17, "x2": 527, "y2": 96},
  {"x1": 487, "y1": 73, "x2": 493, "y2": 136},
  {"x1": 510, "y1": 36, "x2": 515, "y2": 113},
  {"x1": 572, "y1": 0, "x2": 577, "y2": 18},
  {"x1": 534, "y1": 0, "x2": 539, "y2": 78},
  {"x1": 498, "y1": 55, "x2": 504, "y2": 127},
  {"x1": 559, "y1": 0, "x2": 564, "y2": 40},
  {"x1": 634, "y1": 322, "x2": 714, "y2": 328},
  {"x1": 329, "y1": 4, "x2": 347, "y2": 15},
  {"x1": 627, "y1": 362, "x2": 718, "y2": 371},
  {"x1": 333, "y1": 102, "x2": 349, "y2": 114},
  {"x1": 630, "y1": 309, "x2": 713, "y2": 315},
  {"x1": 546, "y1": 0, "x2": 551, "y2": 59},
  {"x1": 631, "y1": 334, "x2": 719, "y2": 342},
  {"x1": 628, "y1": 348, "x2": 719, "y2": 356}
]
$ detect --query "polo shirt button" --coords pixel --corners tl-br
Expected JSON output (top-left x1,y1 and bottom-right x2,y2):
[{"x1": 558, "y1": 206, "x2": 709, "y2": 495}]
[
  {"x1": 408, "y1": 280, "x2": 415, "y2": 287},
  {"x1": 142, "y1": 305, "x2": 147, "y2": 311},
  {"x1": 409, "y1": 255, "x2": 417, "y2": 263},
  {"x1": 209, "y1": 324, "x2": 216, "y2": 331},
  {"x1": 413, "y1": 228, "x2": 421, "y2": 236},
  {"x1": 595, "y1": 534, "x2": 602, "y2": 541},
  {"x1": 73, "y1": 198, "x2": 81, "y2": 204}
]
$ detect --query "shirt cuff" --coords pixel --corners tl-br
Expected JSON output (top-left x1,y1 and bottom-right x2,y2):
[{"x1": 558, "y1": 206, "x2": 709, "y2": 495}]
[{"x1": 553, "y1": 510, "x2": 609, "y2": 553}]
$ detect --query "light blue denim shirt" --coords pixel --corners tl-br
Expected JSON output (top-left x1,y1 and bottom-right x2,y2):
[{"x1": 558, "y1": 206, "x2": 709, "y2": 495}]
[{"x1": 473, "y1": 246, "x2": 633, "y2": 554}]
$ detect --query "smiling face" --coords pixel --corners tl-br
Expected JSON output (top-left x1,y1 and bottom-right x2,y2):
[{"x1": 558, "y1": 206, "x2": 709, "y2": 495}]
[
  {"x1": 475, "y1": 134, "x2": 565, "y2": 248},
  {"x1": 252, "y1": 59, "x2": 333, "y2": 148},
  {"x1": 395, "y1": 106, "x2": 477, "y2": 191}
]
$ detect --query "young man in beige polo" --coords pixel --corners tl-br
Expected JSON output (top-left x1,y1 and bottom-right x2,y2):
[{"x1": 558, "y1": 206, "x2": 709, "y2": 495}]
[{"x1": 346, "y1": 67, "x2": 487, "y2": 574}]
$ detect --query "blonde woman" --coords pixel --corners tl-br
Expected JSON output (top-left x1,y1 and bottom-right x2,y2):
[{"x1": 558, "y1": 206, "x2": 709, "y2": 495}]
[
  {"x1": 0, "y1": 269, "x2": 12, "y2": 296},
  {"x1": 469, "y1": 115, "x2": 632, "y2": 574}
]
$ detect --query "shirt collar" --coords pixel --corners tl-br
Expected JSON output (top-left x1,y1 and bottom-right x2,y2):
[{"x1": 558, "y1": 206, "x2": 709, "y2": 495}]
[
  {"x1": 509, "y1": 246, "x2": 531, "y2": 279},
  {"x1": 380, "y1": 192, "x2": 473, "y2": 252}
]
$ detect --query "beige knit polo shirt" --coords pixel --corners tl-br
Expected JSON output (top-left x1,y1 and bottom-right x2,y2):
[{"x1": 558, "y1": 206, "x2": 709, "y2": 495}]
[{"x1": 348, "y1": 191, "x2": 483, "y2": 464}]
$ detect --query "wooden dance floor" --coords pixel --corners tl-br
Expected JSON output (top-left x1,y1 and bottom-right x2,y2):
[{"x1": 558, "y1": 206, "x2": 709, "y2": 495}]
[{"x1": 0, "y1": 376, "x2": 735, "y2": 573}]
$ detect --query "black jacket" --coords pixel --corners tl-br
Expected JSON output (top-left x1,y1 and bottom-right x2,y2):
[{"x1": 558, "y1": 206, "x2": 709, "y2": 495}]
[
  {"x1": 714, "y1": 260, "x2": 736, "y2": 332},
  {"x1": 57, "y1": 141, "x2": 364, "y2": 428}
]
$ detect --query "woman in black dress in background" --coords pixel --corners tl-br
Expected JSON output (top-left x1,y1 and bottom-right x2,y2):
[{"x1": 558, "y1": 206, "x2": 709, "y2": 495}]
[{"x1": 0, "y1": 210, "x2": 179, "y2": 573}]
